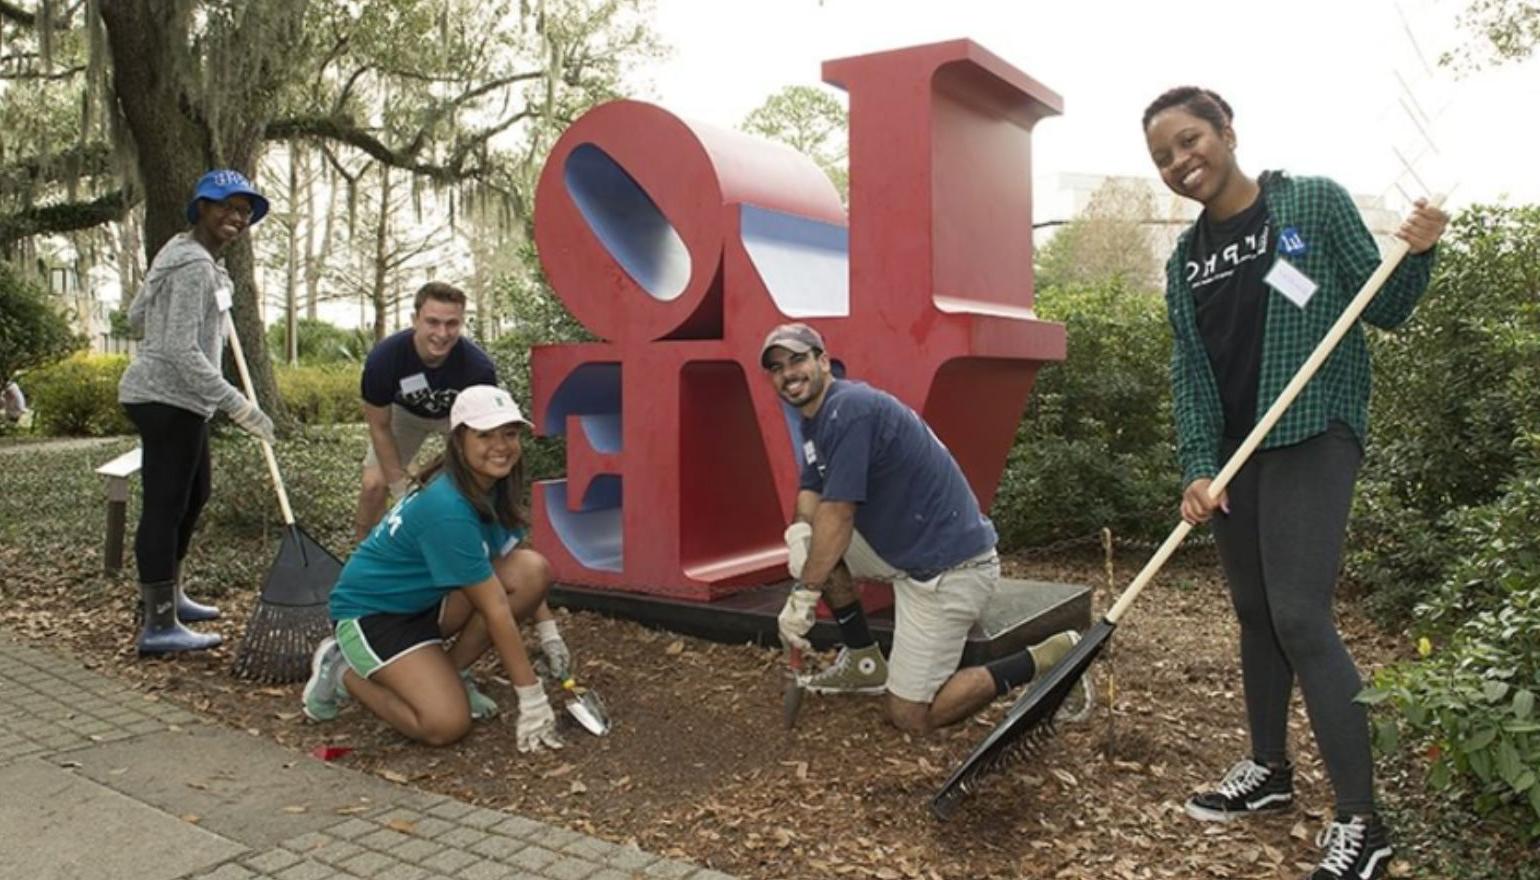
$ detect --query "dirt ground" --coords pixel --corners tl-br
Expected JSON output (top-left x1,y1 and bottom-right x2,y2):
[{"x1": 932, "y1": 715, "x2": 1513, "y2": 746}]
[{"x1": 0, "y1": 543, "x2": 1461, "y2": 878}]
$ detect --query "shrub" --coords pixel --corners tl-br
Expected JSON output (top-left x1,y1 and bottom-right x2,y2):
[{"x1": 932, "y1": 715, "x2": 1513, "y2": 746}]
[
  {"x1": 1, "y1": 261, "x2": 83, "y2": 385},
  {"x1": 1364, "y1": 444, "x2": 1540, "y2": 839},
  {"x1": 276, "y1": 364, "x2": 361, "y2": 425},
  {"x1": 267, "y1": 318, "x2": 371, "y2": 366},
  {"x1": 1350, "y1": 203, "x2": 1540, "y2": 622},
  {"x1": 991, "y1": 279, "x2": 1179, "y2": 549},
  {"x1": 26, "y1": 353, "x2": 133, "y2": 436}
]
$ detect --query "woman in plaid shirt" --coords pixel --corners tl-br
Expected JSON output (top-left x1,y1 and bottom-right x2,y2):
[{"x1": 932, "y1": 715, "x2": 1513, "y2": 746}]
[{"x1": 1143, "y1": 87, "x2": 1447, "y2": 880}]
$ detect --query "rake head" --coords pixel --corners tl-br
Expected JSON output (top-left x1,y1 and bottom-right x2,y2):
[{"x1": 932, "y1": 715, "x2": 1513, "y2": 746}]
[
  {"x1": 931, "y1": 619, "x2": 1114, "y2": 820},
  {"x1": 231, "y1": 525, "x2": 342, "y2": 683}
]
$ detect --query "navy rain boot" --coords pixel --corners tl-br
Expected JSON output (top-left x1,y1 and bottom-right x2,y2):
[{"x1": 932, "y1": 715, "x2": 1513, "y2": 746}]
[
  {"x1": 172, "y1": 563, "x2": 221, "y2": 622},
  {"x1": 137, "y1": 580, "x2": 222, "y2": 655}
]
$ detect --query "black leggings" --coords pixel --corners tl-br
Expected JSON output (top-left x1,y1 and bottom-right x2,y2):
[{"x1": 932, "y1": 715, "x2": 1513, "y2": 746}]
[
  {"x1": 124, "y1": 402, "x2": 211, "y2": 584},
  {"x1": 1210, "y1": 422, "x2": 1372, "y2": 814}
]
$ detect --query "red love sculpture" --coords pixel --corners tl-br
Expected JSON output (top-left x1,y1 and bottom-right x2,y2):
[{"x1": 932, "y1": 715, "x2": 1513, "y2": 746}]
[{"x1": 530, "y1": 40, "x2": 1065, "y2": 601}]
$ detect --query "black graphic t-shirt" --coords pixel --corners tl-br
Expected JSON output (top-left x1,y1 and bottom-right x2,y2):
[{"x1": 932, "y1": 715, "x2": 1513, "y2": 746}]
[
  {"x1": 1187, "y1": 187, "x2": 1272, "y2": 439},
  {"x1": 359, "y1": 329, "x2": 498, "y2": 419}
]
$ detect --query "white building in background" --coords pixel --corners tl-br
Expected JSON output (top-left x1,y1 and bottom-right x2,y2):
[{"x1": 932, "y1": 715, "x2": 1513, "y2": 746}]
[{"x1": 1052, "y1": 172, "x2": 1404, "y2": 256}]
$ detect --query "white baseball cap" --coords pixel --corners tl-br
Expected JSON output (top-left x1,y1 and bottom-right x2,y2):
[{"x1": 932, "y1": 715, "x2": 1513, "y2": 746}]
[{"x1": 450, "y1": 385, "x2": 532, "y2": 431}]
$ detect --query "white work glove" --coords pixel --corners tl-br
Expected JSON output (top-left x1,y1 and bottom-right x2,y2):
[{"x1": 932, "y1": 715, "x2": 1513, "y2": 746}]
[
  {"x1": 514, "y1": 683, "x2": 563, "y2": 753},
  {"x1": 387, "y1": 476, "x2": 411, "y2": 502},
  {"x1": 535, "y1": 619, "x2": 572, "y2": 682},
  {"x1": 777, "y1": 585, "x2": 820, "y2": 652},
  {"x1": 229, "y1": 398, "x2": 276, "y2": 444},
  {"x1": 784, "y1": 521, "x2": 812, "y2": 580}
]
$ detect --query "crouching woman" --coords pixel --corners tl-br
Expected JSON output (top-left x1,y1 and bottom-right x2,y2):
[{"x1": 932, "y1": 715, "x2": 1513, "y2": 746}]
[{"x1": 301, "y1": 385, "x2": 563, "y2": 752}]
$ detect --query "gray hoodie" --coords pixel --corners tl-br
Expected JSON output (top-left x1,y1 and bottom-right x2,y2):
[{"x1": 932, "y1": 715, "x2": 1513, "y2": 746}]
[{"x1": 118, "y1": 232, "x2": 246, "y2": 418}]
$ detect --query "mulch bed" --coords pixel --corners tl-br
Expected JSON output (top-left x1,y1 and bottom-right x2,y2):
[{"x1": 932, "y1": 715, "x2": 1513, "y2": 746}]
[{"x1": 7, "y1": 536, "x2": 1468, "y2": 879}]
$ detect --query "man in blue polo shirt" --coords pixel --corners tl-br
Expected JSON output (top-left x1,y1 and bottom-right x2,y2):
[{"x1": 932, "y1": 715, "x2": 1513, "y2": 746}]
[
  {"x1": 353, "y1": 282, "x2": 496, "y2": 541},
  {"x1": 762, "y1": 322, "x2": 1081, "y2": 734}
]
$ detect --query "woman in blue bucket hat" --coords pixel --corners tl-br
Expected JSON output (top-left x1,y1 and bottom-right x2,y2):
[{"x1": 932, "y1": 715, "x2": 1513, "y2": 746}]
[{"x1": 118, "y1": 169, "x2": 276, "y2": 655}]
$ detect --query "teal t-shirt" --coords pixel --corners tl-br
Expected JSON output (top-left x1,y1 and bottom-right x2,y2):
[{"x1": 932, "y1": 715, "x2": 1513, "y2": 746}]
[{"x1": 328, "y1": 474, "x2": 525, "y2": 621}]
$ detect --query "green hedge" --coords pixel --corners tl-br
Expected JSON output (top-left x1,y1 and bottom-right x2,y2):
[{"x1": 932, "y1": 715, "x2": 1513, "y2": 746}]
[
  {"x1": 990, "y1": 278, "x2": 1179, "y2": 550},
  {"x1": 275, "y1": 364, "x2": 361, "y2": 424},
  {"x1": 25, "y1": 353, "x2": 133, "y2": 436},
  {"x1": 24, "y1": 354, "x2": 364, "y2": 435}
]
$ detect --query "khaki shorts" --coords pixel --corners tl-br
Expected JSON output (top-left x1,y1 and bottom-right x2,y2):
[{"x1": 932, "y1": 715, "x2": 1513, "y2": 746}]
[
  {"x1": 844, "y1": 531, "x2": 998, "y2": 704},
  {"x1": 362, "y1": 404, "x2": 450, "y2": 471}
]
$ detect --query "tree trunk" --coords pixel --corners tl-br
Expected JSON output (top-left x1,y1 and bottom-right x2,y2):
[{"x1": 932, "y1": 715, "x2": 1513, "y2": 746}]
[
  {"x1": 97, "y1": 0, "x2": 307, "y2": 427},
  {"x1": 285, "y1": 142, "x2": 300, "y2": 364},
  {"x1": 370, "y1": 164, "x2": 391, "y2": 342}
]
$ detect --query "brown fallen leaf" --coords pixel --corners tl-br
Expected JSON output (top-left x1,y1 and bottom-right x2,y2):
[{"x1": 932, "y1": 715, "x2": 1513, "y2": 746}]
[
  {"x1": 281, "y1": 805, "x2": 307, "y2": 814},
  {"x1": 380, "y1": 769, "x2": 409, "y2": 784},
  {"x1": 387, "y1": 819, "x2": 417, "y2": 834}
]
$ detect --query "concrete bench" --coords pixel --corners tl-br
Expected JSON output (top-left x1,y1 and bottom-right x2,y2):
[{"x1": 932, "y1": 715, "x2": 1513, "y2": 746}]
[{"x1": 96, "y1": 447, "x2": 142, "y2": 575}]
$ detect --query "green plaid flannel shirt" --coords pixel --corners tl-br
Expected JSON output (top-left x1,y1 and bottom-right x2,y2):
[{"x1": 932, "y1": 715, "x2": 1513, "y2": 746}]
[{"x1": 1165, "y1": 171, "x2": 1437, "y2": 486}]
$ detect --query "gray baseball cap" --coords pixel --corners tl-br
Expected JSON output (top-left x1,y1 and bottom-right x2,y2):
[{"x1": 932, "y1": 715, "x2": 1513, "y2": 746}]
[{"x1": 759, "y1": 322, "x2": 826, "y2": 368}]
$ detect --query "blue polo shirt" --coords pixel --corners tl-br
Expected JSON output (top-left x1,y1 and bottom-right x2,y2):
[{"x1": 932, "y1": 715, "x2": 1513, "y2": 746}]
[
  {"x1": 799, "y1": 380, "x2": 996, "y2": 577},
  {"x1": 329, "y1": 474, "x2": 524, "y2": 620}
]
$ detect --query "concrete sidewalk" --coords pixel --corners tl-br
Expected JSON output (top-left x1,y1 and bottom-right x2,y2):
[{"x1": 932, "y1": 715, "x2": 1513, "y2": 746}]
[{"x1": 0, "y1": 630, "x2": 735, "y2": 880}]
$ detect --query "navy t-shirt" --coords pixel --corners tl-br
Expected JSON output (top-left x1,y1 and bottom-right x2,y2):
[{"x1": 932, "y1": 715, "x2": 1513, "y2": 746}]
[
  {"x1": 798, "y1": 380, "x2": 996, "y2": 577},
  {"x1": 360, "y1": 329, "x2": 497, "y2": 420}
]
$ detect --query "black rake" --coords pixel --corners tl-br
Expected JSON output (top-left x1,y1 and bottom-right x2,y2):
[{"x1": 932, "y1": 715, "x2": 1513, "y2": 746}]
[{"x1": 932, "y1": 198, "x2": 1440, "y2": 820}]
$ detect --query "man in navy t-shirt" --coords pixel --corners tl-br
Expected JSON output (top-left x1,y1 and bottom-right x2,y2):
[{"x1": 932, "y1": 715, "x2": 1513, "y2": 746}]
[
  {"x1": 353, "y1": 282, "x2": 497, "y2": 540},
  {"x1": 762, "y1": 323, "x2": 1081, "y2": 735}
]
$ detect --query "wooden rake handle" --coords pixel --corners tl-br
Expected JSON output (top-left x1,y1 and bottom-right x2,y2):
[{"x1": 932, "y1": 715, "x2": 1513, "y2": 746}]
[
  {"x1": 1106, "y1": 198, "x2": 1443, "y2": 625},
  {"x1": 224, "y1": 311, "x2": 297, "y2": 527}
]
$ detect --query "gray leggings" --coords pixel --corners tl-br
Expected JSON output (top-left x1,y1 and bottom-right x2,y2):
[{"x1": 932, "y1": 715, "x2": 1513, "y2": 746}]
[{"x1": 1210, "y1": 422, "x2": 1372, "y2": 814}]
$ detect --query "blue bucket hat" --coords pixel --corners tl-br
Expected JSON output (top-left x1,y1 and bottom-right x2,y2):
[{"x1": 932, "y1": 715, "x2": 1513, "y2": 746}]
[{"x1": 185, "y1": 169, "x2": 269, "y2": 225}]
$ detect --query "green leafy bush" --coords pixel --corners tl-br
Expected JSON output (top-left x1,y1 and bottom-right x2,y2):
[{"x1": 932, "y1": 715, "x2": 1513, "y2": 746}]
[
  {"x1": 1, "y1": 261, "x2": 83, "y2": 386},
  {"x1": 1351, "y1": 204, "x2": 1540, "y2": 622},
  {"x1": 267, "y1": 318, "x2": 371, "y2": 365},
  {"x1": 991, "y1": 279, "x2": 1179, "y2": 549},
  {"x1": 1364, "y1": 447, "x2": 1540, "y2": 839},
  {"x1": 25, "y1": 353, "x2": 133, "y2": 436},
  {"x1": 275, "y1": 364, "x2": 361, "y2": 424}
]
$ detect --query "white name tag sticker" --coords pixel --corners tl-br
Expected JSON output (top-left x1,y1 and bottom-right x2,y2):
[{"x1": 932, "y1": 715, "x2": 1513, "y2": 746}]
[
  {"x1": 214, "y1": 282, "x2": 233, "y2": 313},
  {"x1": 1264, "y1": 257, "x2": 1319, "y2": 309},
  {"x1": 802, "y1": 439, "x2": 818, "y2": 465},
  {"x1": 399, "y1": 373, "x2": 429, "y2": 395}
]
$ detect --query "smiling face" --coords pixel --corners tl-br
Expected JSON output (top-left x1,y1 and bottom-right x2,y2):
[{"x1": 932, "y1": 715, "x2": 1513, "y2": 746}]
[
  {"x1": 763, "y1": 347, "x2": 833, "y2": 416},
  {"x1": 1145, "y1": 106, "x2": 1239, "y2": 208},
  {"x1": 191, "y1": 196, "x2": 254, "y2": 253},
  {"x1": 411, "y1": 297, "x2": 465, "y2": 367},
  {"x1": 459, "y1": 422, "x2": 524, "y2": 489}
]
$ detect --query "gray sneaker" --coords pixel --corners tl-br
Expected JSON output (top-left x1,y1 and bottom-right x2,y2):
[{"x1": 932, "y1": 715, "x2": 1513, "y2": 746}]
[
  {"x1": 799, "y1": 644, "x2": 887, "y2": 695},
  {"x1": 302, "y1": 637, "x2": 348, "y2": 722}
]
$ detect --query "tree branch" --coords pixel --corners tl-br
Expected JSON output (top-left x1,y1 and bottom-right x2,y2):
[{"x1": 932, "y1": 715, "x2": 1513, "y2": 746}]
[
  {"x1": 0, "y1": 190, "x2": 134, "y2": 247},
  {"x1": 0, "y1": 142, "x2": 116, "y2": 189},
  {"x1": 266, "y1": 115, "x2": 520, "y2": 183}
]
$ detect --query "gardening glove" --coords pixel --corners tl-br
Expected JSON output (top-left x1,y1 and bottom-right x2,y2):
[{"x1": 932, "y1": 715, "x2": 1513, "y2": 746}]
[
  {"x1": 784, "y1": 521, "x2": 812, "y2": 580},
  {"x1": 535, "y1": 618, "x2": 572, "y2": 682},
  {"x1": 541, "y1": 636, "x2": 573, "y2": 683},
  {"x1": 777, "y1": 585, "x2": 819, "y2": 653},
  {"x1": 515, "y1": 683, "x2": 563, "y2": 753},
  {"x1": 230, "y1": 398, "x2": 276, "y2": 445},
  {"x1": 387, "y1": 476, "x2": 411, "y2": 502}
]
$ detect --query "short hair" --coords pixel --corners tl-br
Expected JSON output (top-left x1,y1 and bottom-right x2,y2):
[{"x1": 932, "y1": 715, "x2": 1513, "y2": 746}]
[
  {"x1": 414, "y1": 281, "x2": 467, "y2": 313},
  {"x1": 1142, "y1": 86, "x2": 1234, "y2": 134}
]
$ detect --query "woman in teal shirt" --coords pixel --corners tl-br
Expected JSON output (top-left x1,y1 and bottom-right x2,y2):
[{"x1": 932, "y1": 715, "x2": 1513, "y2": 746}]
[
  {"x1": 1144, "y1": 87, "x2": 1446, "y2": 880},
  {"x1": 302, "y1": 385, "x2": 563, "y2": 751}
]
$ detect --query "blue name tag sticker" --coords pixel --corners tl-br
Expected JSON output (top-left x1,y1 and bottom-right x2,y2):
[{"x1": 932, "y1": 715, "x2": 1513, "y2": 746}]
[{"x1": 1279, "y1": 226, "x2": 1308, "y2": 256}]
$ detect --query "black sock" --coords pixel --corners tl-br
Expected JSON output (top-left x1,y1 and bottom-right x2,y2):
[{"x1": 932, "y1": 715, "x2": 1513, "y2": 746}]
[
  {"x1": 831, "y1": 599, "x2": 874, "y2": 649},
  {"x1": 984, "y1": 650, "x2": 1037, "y2": 697}
]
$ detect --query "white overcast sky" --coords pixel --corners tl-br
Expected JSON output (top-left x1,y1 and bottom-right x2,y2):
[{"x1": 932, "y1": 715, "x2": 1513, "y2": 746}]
[{"x1": 641, "y1": 0, "x2": 1539, "y2": 220}]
